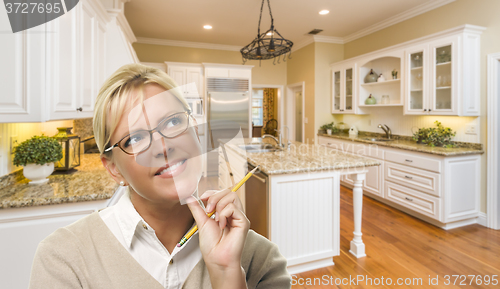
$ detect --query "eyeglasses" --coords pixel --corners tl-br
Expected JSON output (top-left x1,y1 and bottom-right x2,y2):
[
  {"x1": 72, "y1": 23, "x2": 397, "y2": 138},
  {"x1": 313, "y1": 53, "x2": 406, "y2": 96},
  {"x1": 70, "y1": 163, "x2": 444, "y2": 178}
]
[{"x1": 104, "y1": 111, "x2": 191, "y2": 155}]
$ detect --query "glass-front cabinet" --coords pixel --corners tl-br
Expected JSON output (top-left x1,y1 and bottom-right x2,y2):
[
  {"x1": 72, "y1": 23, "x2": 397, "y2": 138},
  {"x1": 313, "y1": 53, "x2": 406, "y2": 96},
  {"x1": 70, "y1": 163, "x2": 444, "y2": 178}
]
[
  {"x1": 404, "y1": 37, "x2": 459, "y2": 115},
  {"x1": 429, "y1": 37, "x2": 458, "y2": 115},
  {"x1": 331, "y1": 64, "x2": 356, "y2": 114},
  {"x1": 405, "y1": 45, "x2": 427, "y2": 114}
]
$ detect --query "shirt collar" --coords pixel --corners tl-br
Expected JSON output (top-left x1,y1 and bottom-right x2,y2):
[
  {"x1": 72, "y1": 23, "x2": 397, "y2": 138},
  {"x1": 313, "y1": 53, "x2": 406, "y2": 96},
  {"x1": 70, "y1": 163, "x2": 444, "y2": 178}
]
[{"x1": 115, "y1": 189, "x2": 149, "y2": 248}]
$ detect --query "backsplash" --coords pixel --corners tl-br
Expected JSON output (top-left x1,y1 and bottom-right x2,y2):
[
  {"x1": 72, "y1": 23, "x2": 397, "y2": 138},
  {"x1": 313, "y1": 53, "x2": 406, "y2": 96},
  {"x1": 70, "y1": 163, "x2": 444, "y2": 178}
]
[
  {"x1": 73, "y1": 118, "x2": 94, "y2": 140},
  {"x1": 341, "y1": 107, "x2": 480, "y2": 143}
]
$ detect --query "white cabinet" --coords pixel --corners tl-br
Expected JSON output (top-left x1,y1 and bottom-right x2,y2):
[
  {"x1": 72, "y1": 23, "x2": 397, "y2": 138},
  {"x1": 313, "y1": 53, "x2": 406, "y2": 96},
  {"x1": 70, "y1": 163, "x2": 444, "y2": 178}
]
[
  {"x1": 165, "y1": 63, "x2": 204, "y2": 99},
  {"x1": 0, "y1": 200, "x2": 108, "y2": 289},
  {"x1": 329, "y1": 25, "x2": 484, "y2": 116},
  {"x1": 403, "y1": 26, "x2": 484, "y2": 116},
  {"x1": 0, "y1": 0, "x2": 138, "y2": 123},
  {"x1": 331, "y1": 63, "x2": 356, "y2": 114},
  {"x1": 317, "y1": 136, "x2": 481, "y2": 229},
  {"x1": 46, "y1": 1, "x2": 106, "y2": 121}
]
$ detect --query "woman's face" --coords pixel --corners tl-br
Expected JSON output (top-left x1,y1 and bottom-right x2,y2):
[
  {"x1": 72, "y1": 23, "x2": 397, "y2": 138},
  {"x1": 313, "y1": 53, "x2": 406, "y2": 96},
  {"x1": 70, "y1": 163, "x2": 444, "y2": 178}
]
[{"x1": 104, "y1": 84, "x2": 203, "y2": 205}]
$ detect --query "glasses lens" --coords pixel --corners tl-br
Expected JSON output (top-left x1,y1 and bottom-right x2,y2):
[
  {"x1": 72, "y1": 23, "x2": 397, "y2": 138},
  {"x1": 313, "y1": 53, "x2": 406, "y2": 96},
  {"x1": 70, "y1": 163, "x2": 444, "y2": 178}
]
[
  {"x1": 159, "y1": 112, "x2": 189, "y2": 138},
  {"x1": 121, "y1": 131, "x2": 151, "y2": 154}
]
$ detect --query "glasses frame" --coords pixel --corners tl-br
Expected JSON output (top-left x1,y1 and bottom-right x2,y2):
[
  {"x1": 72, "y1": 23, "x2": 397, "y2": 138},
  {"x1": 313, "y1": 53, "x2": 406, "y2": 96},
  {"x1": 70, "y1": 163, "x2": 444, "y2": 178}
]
[{"x1": 104, "y1": 111, "x2": 192, "y2": 156}]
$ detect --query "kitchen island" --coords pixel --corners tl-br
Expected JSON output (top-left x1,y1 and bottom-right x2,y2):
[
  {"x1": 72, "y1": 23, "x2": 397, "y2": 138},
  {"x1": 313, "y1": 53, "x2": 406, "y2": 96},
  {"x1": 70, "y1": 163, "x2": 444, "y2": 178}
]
[{"x1": 218, "y1": 138, "x2": 381, "y2": 274}]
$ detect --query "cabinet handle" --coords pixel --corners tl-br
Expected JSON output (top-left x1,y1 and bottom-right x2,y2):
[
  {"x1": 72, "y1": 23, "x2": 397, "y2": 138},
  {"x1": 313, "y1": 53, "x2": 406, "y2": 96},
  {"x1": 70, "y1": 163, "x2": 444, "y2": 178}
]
[
  {"x1": 424, "y1": 109, "x2": 427, "y2": 112},
  {"x1": 429, "y1": 109, "x2": 432, "y2": 112},
  {"x1": 405, "y1": 197, "x2": 413, "y2": 202},
  {"x1": 76, "y1": 107, "x2": 83, "y2": 112},
  {"x1": 229, "y1": 172, "x2": 233, "y2": 176},
  {"x1": 405, "y1": 159, "x2": 413, "y2": 163},
  {"x1": 405, "y1": 175, "x2": 413, "y2": 179}
]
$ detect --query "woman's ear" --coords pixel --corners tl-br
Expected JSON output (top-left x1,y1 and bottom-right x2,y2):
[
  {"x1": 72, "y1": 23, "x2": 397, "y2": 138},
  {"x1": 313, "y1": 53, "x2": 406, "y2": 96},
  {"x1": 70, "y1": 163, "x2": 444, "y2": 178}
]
[{"x1": 101, "y1": 155, "x2": 125, "y2": 184}]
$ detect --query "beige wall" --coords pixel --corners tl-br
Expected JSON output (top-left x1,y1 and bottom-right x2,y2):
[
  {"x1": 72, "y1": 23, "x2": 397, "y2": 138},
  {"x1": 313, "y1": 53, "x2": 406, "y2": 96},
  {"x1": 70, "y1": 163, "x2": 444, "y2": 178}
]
[
  {"x1": 132, "y1": 43, "x2": 287, "y2": 86},
  {"x1": 341, "y1": 0, "x2": 500, "y2": 213},
  {"x1": 314, "y1": 42, "x2": 344, "y2": 140},
  {"x1": 286, "y1": 43, "x2": 315, "y2": 143}
]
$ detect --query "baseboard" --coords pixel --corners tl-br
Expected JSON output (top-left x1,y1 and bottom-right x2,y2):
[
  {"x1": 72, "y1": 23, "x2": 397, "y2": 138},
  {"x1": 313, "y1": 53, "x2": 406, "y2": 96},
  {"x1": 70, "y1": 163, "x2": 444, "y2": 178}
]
[{"x1": 476, "y1": 212, "x2": 488, "y2": 227}]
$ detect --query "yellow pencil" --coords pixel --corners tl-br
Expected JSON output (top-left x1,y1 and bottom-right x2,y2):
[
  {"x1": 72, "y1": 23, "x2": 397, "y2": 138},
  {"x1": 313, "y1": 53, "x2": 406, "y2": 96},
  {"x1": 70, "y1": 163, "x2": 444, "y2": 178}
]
[{"x1": 177, "y1": 165, "x2": 260, "y2": 247}]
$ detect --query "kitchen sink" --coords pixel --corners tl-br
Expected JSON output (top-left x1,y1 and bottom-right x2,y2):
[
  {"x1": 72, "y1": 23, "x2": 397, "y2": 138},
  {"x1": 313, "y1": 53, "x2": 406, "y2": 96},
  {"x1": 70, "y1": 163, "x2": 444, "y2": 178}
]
[
  {"x1": 362, "y1": 137, "x2": 393, "y2": 142},
  {"x1": 238, "y1": 143, "x2": 282, "y2": 153}
]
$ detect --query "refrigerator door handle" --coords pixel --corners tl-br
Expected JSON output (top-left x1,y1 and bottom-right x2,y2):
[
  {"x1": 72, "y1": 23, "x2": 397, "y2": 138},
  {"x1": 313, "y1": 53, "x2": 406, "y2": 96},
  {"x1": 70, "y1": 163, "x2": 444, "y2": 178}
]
[{"x1": 207, "y1": 93, "x2": 215, "y2": 150}]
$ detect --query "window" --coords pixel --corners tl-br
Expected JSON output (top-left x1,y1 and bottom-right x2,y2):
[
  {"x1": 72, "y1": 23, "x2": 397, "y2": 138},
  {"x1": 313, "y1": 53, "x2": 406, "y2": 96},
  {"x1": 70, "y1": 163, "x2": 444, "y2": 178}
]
[{"x1": 252, "y1": 89, "x2": 264, "y2": 126}]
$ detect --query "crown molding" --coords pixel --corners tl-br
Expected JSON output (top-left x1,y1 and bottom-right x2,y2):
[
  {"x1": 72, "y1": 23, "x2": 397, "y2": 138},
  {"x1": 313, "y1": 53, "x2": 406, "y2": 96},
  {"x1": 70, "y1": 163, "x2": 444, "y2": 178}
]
[
  {"x1": 292, "y1": 37, "x2": 315, "y2": 52},
  {"x1": 136, "y1": 37, "x2": 242, "y2": 52},
  {"x1": 313, "y1": 35, "x2": 344, "y2": 44},
  {"x1": 343, "y1": 0, "x2": 456, "y2": 43}
]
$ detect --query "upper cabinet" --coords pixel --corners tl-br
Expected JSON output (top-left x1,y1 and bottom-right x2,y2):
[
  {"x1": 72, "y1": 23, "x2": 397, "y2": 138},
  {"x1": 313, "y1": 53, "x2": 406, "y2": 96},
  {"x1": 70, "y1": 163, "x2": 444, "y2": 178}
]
[
  {"x1": 331, "y1": 25, "x2": 485, "y2": 116},
  {"x1": 165, "y1": 63, "x2": 204, "y2": 99},
  {"x1": 331, "y1": 63, "x2": 356, "y2": 114},
  {"x1": 0, "y1": 0, "x2": 137, "y2": 123}
]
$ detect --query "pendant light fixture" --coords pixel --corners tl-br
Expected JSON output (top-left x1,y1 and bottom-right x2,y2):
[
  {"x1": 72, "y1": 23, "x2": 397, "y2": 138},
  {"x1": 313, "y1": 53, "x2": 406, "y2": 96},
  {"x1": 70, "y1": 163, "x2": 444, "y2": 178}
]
[{"x1": 241, "y1": 0, "x2": 293, "y2": 65}]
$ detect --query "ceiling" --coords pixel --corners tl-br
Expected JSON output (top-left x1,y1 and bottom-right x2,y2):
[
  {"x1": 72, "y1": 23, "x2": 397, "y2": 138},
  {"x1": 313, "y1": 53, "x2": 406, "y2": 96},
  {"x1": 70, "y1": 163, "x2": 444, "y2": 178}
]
[{"x1": 124, "y1": 0, "x2": 451, "y2": 47}]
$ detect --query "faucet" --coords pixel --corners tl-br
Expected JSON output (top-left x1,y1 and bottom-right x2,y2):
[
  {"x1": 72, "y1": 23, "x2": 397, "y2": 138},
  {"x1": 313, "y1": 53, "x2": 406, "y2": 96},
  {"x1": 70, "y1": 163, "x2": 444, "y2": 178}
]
[
  {"x1": 262, "y1": 128, "x2": 290, "y2": 149},
  {"x1": 378, "y1": 124, "x2": 392, "y2": 139}
]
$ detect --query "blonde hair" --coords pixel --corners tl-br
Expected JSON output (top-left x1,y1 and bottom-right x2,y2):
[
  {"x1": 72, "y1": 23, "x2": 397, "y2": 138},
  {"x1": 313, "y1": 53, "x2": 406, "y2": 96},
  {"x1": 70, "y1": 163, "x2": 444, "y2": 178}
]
[{"x1": 93, "y1": 63, "x2": 191, "y2": 156}]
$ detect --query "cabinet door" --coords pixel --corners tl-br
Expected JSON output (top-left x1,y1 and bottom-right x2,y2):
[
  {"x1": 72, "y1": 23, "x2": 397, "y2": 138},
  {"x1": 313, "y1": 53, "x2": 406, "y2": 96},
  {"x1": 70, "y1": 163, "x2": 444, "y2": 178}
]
[
  {"x1": 343, "y1": 67, "x2": 354, "y2": 113},
  {"x1": 78, "y1": 1, "x2": 97, "y2": 117},
  {"x1": 46, "y1": 8, "x2": 79, "y2": 121},
  {"x1": 0, "y1": 5, "x2": 44, "y2": 122},
  {"x1": 331, "y1": 69, "x2": 341, "y2": 113},
  {"x1": 404, "y1": 45, "x2": 428, "y2": 115},
  {"x1": 186, "y1": 67, "x2": 202, "y2": 98},
  {"x1": 169, "y1": 67, "x2": 186, "y2": 91},
  {"x1": 429, "y1": 36, "x2": 459, "y2": 115},
  {"x1": 364, "y1": 158, "x2": 383, "y2": 198}
]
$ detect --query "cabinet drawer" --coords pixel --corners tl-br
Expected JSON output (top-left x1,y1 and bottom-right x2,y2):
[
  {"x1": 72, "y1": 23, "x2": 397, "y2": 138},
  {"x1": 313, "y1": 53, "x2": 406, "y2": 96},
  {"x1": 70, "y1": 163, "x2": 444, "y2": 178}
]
[
  {"x1": 385, "y1": 181, "x2": 440, "y2": 220},
  {"x1": 385, "y1": 162, "x2": 441, "y2": 197},
  {"x1": 385, "y1": 150, "x2": 441, "y2": 173}
]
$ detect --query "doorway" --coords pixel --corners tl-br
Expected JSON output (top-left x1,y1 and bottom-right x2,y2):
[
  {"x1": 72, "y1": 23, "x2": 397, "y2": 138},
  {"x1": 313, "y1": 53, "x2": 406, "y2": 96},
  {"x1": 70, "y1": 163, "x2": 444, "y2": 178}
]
[
  {"x1": 251, "y1": 85, "x2": 283, "y2": 138},
  {"x1": 286, "y1": 82, "x2": 305, "y2": 142}
]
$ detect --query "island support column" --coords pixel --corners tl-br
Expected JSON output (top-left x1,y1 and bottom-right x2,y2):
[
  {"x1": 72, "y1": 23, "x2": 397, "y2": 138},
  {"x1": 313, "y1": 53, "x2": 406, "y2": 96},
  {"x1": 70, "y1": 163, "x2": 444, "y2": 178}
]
[{"x1": 349, "y1": 173, "x2": 366, "y2": 258}]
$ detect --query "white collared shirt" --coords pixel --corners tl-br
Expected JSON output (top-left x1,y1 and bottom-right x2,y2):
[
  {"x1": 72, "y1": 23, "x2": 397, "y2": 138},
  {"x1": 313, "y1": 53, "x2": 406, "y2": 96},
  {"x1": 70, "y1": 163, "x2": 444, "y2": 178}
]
[{"x1": 99, "y1": 189, "x2": 202, "y2": 288}]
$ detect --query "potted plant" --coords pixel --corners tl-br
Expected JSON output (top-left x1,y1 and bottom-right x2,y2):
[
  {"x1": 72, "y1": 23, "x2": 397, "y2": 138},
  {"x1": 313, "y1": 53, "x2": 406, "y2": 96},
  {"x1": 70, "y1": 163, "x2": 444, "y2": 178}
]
[
  {"x1": 320, "y1": 122, "x2": 338, "y2": 135},
  {"x1": 13, "y1": 135, "x2": 63, "y2": 184},
  {"x1": 412, "y1": 121, "x2": 456, "y2": 147}
]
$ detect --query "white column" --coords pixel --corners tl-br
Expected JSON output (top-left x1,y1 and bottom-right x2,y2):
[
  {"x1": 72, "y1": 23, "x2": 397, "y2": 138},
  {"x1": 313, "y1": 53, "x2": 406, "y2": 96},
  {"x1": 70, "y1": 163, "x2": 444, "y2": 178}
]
[{"x1": 349, "y1": 173, "x2": 366, "y2": 258}]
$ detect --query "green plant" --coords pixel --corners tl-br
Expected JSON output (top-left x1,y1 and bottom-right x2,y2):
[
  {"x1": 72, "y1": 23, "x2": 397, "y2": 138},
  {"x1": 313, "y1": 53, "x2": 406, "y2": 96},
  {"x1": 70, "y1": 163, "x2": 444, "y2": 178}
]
[
  {"x1": 13, "y1": 135, "x2": 63, "y2": 166},
  {"x1": 320, "y1": 122, "x2": 338, "y2": 133},
  {"x1": 412, "y1": 121, "x2": 456, "y2": 147}
]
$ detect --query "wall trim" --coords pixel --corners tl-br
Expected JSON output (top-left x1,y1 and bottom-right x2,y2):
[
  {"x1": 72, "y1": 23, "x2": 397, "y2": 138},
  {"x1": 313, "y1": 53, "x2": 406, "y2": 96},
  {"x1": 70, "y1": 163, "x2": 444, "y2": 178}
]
[
  {"x1": 477, "y1": 212, "x2": 488, "y2": 227},
  {"x1": 343, "y1": 0, "x2": 456, "y2": 43},
  {"x1": 487, "y1": 52, "x2": 500, "y2": 230},
  {"x1": 136, "y1": 37, "x2": 242, "y2": 51}
]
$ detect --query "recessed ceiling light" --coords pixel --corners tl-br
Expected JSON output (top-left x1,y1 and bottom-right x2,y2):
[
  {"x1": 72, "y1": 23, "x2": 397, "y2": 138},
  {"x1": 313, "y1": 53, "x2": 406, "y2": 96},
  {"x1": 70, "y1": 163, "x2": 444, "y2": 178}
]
[
  {"x1": 203, "y1": 25, "x2": 212, "y2": 29},
  {"x1": 319, "y1": 10, "x2": 329, "y2": 15}
]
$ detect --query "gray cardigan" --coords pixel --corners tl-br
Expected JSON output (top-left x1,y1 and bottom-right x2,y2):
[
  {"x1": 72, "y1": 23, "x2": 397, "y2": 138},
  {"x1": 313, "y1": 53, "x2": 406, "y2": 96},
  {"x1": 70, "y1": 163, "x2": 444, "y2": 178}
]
[{"x1": 28, "y1": 212, "x2": 291, "y2": 288}]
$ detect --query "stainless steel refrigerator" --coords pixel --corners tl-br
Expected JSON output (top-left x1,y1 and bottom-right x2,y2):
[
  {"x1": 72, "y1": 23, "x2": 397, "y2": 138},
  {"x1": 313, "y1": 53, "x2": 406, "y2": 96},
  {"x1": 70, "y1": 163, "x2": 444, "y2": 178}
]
[{"x1": 206, "y1": 78, "x2": 250, "y2": 176}]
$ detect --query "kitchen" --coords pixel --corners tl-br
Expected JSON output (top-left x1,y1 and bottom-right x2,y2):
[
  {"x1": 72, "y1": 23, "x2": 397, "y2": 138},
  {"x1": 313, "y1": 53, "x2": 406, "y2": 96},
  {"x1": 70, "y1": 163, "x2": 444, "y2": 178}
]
[{"x1": 1, "y1": 0, "x2": 500, "y2": 288}]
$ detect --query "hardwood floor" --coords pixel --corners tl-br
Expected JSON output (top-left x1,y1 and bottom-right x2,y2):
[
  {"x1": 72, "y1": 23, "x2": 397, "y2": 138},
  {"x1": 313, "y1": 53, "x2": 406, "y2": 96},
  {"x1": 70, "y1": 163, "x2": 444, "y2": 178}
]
[{"x1": 292, "y1": 186, "x2": 500, "y2": 289}]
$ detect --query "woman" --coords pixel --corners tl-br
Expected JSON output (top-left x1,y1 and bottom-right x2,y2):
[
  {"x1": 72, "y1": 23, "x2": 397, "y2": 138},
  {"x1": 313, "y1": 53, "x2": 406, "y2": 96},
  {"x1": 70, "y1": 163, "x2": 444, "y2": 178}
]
[{"x1": 28, "y1": 64, "x2": 291, "y2": 289}]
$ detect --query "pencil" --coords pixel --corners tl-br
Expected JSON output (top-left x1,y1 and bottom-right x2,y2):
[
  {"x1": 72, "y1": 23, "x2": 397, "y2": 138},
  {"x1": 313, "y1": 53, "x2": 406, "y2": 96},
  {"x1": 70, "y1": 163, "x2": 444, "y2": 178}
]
[{"x1": 177, "y1": 165, "x2": 260, "y2": 247}]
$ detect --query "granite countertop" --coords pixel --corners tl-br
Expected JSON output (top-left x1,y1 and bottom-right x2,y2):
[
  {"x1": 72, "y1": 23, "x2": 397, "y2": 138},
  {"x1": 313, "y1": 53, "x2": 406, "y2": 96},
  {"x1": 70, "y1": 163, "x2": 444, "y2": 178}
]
[
  {"x1": 221, "y1": 137, "x2": 381, "y2": 175},
  {"x1": 0, "y1": 154, "x2": 117, "y2": 209},
  {"x1": 318, "y1": 132, "x2": 484, "y2": 156}
]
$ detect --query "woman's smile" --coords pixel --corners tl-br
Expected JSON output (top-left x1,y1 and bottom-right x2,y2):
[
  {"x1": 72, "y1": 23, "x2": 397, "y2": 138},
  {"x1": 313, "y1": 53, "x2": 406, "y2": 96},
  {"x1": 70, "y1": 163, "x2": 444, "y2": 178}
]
[{"x1": 154, "y1": 158, "x2": 188, "y2": 178}]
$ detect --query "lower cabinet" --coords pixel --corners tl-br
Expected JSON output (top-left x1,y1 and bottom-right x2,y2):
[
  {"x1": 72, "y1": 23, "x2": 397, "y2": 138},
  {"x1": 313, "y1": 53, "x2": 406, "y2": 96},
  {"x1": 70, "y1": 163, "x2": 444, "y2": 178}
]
[
  {"x1": 318, "y1": 136, "x2": 481, "y2": 229},
  {"x1": 0, "y1": 200, "x2": 108, "y2": 289}
]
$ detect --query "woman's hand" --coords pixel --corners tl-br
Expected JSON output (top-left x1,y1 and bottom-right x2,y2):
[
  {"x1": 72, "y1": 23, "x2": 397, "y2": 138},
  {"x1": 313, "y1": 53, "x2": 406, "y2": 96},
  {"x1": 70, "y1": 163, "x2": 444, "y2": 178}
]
[{"x1": 186, "y1": 188, "x2": 249, "y2": 289}]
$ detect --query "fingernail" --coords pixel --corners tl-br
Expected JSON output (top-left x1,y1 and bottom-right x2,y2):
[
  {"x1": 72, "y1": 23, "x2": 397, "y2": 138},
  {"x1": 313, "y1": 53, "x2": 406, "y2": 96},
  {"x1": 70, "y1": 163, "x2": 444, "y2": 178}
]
[
  {"x1": 205, "y1": 203, "x2": 214, "y2": 213},
  {"x1": 215, "y1": 212, "x2": 219, "y2": 222}
]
